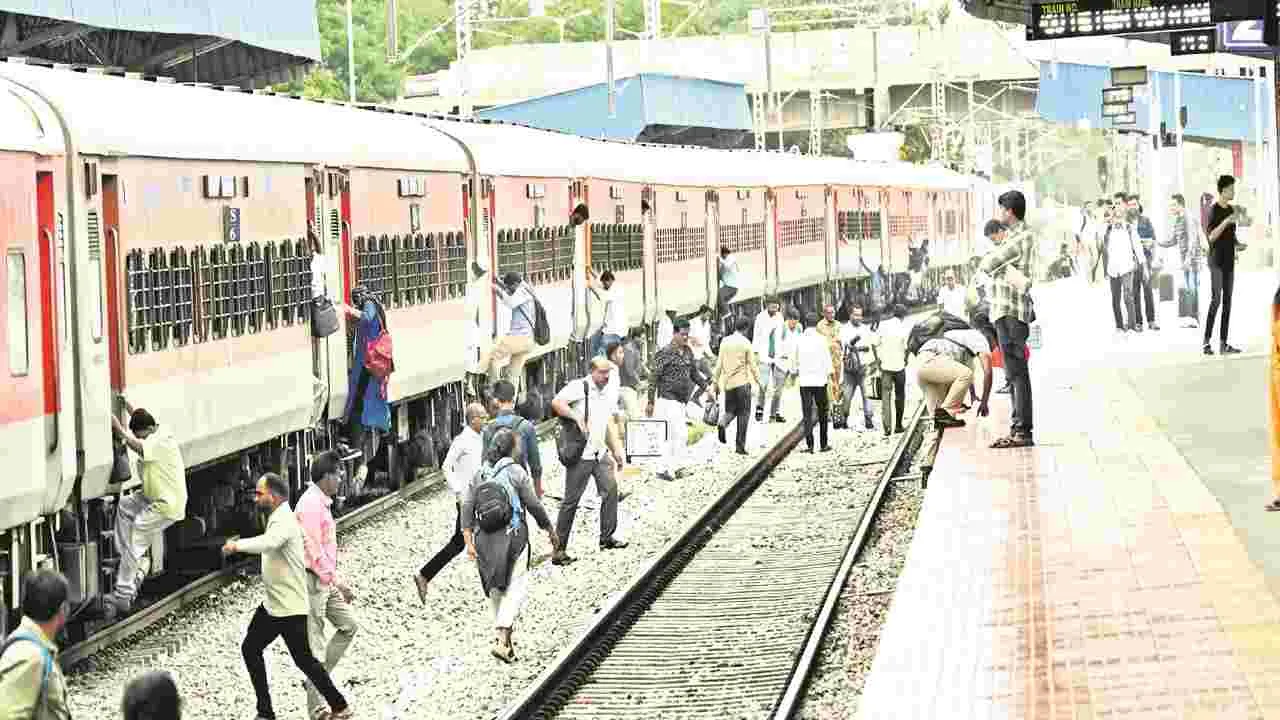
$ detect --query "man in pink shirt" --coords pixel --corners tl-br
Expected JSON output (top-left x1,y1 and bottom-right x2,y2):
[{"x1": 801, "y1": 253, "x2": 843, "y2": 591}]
[{"x1": 297, "y1": 450, "x2": 358, "y2": 720}]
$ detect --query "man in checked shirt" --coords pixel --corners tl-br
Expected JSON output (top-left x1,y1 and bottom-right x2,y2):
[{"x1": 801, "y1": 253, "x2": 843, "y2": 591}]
[
  {"x1": 979, "y1": 190, "x2": 1037, "y2": 449},
  {"x1": 647, "y1": 317, "x2": 709, "y2": 481}
]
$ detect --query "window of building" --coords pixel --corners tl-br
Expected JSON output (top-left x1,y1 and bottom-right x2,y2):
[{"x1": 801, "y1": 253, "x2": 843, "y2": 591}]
[{"x1": 7, "y1": 252, "x2": 28, "y2": 375}]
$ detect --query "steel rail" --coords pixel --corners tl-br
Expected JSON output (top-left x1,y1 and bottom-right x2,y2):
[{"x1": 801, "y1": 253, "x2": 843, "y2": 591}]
[{"x1": 769, "y1": 400, "x2": 927, "y2": 719}]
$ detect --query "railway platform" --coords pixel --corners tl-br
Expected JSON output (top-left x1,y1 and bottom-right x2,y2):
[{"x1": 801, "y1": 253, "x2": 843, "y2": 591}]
[{"x1": 857, "y1": 271, "x2": 1280, "y2": 719}]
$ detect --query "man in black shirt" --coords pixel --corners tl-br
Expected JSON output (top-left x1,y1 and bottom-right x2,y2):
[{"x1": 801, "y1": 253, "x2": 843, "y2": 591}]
[
  {"x1": 1128, "y1": 195, "x2": 1159, "y2": 331},
  {"x1": 1204, "y1": 175, "x2": 1242, "y2": 355},
  {"x1": 647, "y1": 318, "x2": 708, "y2": 481}
]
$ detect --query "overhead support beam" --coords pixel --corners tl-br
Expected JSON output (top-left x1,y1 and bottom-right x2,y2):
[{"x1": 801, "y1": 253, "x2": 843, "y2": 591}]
[
  {"x1": 140, "y1": 37, "x2": 233, "y2": 70},
  {"x1": 0, "y1": 22, "x2": 93, "y2": 56}
]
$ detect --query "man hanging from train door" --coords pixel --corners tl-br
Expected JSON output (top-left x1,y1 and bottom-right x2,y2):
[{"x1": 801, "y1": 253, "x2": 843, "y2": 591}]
[{"x1": 105, "y1": 401, "x2": 187, "y2": 619}]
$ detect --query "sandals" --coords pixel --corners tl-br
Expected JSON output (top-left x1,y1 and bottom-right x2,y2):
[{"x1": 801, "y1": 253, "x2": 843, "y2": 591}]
[
  {"x1": 491, "y1": 639, "x2": 516, "y2": 663},
  {"x1": 990, "y1": 434, "x2": 1035, "y2": 449},
  {"x1": 1264, "y1": 498, "x2": 1280, "y2": 512}
]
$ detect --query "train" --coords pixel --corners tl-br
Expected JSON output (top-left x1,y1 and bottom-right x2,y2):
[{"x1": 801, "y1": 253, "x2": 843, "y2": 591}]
[{"x1": 0, "y1": 58, "x2": 991, "y2": 635}]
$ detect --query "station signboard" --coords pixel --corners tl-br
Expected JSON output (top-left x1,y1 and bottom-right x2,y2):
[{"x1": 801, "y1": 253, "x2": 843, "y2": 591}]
[
  {"x1": 1171, "y1": 27, "x2": 1218, "y2": 52},
  {"x1": 1030, "y1": 0, "x2": 1211, "y2": 41}
]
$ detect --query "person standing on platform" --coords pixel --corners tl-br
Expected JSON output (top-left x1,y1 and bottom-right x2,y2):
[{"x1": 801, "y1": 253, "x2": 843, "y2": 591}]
[
  {"x1": 0, "y1": 569, "x2": 71, "y2": 720},
  {"x1": 1129, "y1": 195, "x2": 1160, "y2": 332},
  {"x1": 587, "y1": 268, "x2": 626, "y2": 359},
  {"x1": 550, "y1": 358, "x2": 628, "y2": 564},
  {"x1": 1100, "y1": 198, "x2": 1141, "y2": 332},
  {"x1": 224, "y1": 473, "x2": 352, "y2": 720},
  {"x1": 1171, "y1": 193, "x2": 1203, "y2": 328},
  {"x1": 648, "y1": 318, "x2": 707, "y2": 482},
  {"x1": 106, "y1": 402, "x2": 187, "y2": 620},
  {"x1": 981, "y1": 189, "x2": 1038, "y2": 449},
  {"x1": 297, "y1": 451, "x2": 359, "y2": 720},
  {"x1": 752, "y1": 297, "x2": 786, "y2": 423},
  {"x1": 835, "y1": 305, "x2": 875, "y2": 431},
  {"x1": 869, "y1": 304, "x2": 910, "y2": 437},
  {"x1": 413, "y1": 403, "x2": 486, "y2": 604},
  {"x1": 1204, "y1": 175, "x2": 1242, "y2": 355},
  {"x1": 796, "y1": 312, "x2": 835, "y2": 453},
  {"x1": 710, "y1": 316, "x2": 762, "y2": 455}
]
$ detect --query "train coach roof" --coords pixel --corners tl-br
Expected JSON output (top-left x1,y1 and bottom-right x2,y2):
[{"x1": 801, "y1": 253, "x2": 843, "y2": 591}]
[
  {"x1": 424, "y1": 117, "x2": 972, "y2": 190},
  {"x1": 0, "y1": 62, "x2": 469, "y2": 172}
]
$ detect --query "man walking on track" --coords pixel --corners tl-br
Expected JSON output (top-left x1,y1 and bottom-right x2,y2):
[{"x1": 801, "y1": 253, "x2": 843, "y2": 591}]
[
  {"x1": 224, "y1": 473, "x2": 353, "y2": 720},
  {"x1": 796, "y1": 312, "x2": 835, "y2": 453},
  {"x1": 980, "y1": 189, "x2": 1037, "y2": 449},
  {"x1": 414, "y1": 402, "x2": 487, "y2": 603},
  {"x1": 297, "y1": 451, "x2": 359, "y2": 720}
]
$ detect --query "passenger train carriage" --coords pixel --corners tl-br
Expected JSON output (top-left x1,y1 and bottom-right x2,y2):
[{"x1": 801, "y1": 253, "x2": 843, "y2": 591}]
[{"x1": 0, "y1": 59, "x2": 983, "y2": 633}]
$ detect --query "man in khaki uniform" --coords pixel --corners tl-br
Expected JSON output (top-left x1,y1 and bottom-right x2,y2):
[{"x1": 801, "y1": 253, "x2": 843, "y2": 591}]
[
  {"x1": 107, "y1": 403, "x2": 187, "y2": 618},
  {"x1": 0, "y1": 569, "x2": 72, "y2": 720},
  {"x1": 709, "y1": 316, "x2": 763, "y2": 454}
]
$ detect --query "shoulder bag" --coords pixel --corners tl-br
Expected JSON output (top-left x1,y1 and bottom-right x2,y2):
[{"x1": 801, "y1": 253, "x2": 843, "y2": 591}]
[
  {"x1": 555, "y1": 379, "x2": 590, "y2": 466},
  {"x1": 311, "y1": 297, "x2": 340, "y2": 338}
]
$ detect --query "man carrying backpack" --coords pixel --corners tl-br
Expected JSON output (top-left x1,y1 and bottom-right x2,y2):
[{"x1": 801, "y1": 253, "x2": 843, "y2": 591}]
[
  {"x1": 550, "y1": 358, "x2": 629, "y2": 566},
  {"x1": 835, "y1": 305, "x2": 874, "y2": 431},
  {"x1": 485, "y1": 381, "x2": 544, "y2": 499},
  {"x1": 0, "y1": 569, "x2": 71, "y2": 719}
]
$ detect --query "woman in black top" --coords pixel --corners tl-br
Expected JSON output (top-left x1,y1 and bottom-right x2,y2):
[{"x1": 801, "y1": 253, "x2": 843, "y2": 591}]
[{"x1": 1204, "y1": 175, "x2": 1242, "y2": 355}]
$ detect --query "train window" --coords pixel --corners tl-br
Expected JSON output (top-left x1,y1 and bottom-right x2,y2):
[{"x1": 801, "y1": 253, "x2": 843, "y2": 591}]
[
  {"x1": 87, "y1": 211, "x2": 103, "y2": 342},
  {"x1": 615, "y1": 205, "x2": 625, "y2": 224},
  {"x1": 554, "y1": 226, "x2": 574, "y2": 280},
  {"x1": 354, "y1": 236, "x2": 395, "y2": 306},
  {"x1": 6, "y1": 251, "x2": 28, "y2": 375},
  {"x1": 148, "y1": 249, "x2": 172, "y2": 352},
  {"x1": 125, "y1": 249, "x2": 151, "y2": 353},
  {"x1": 171, "y1": 248, "x2": 193, "y2": 345},
  {"x1": 680, "y1": 212, "x2": 688, "y2": 229},
  {"x1": 588, "y1": 225, "x2": 608, "y2": 270},
  {"x1": 398, "y1": 234, "x2": 428, "y2": 306},
  {"x1": 244, "y1": 242, "x2": 267, "y2": 333}
]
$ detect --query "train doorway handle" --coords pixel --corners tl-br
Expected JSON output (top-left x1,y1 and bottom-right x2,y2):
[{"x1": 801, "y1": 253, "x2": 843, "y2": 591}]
[{"x1": 42, "y1": 227, "x2": 58, "y2": 454}]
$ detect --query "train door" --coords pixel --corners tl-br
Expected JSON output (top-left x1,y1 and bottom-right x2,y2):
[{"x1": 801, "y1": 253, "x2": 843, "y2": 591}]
[
  {"x1": 102, "y1": 175, "x2": 124, "y2": 393},
  {"x1": 34, "y1": 172, "x2": 58, "y2": 454}
]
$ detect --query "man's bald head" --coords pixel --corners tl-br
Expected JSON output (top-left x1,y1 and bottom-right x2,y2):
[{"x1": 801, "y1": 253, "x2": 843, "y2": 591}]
[{"x1": 465, "y1": 402, "x2": 488, "y2": 431}]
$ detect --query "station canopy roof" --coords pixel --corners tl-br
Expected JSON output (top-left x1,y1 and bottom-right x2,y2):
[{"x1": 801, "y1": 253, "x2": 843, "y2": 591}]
[
  {"x1": 0, "y1": 1, "x2": 319, "y2": 87},
  {"x1": 477, "y1": 73, "x2": 753, "y2": 148}
]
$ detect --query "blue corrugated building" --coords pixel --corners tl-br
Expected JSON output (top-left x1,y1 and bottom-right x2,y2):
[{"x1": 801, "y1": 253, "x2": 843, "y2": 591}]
[
  {"x1": 478, "y1": 73, "x2": 753, "y2": 147},
  {"x1": 1036, "y1": 61, "x2": 1272, "y2": 141},
  {"x1": 0, "y1": 1, "x2": 318, "y2": 86}
]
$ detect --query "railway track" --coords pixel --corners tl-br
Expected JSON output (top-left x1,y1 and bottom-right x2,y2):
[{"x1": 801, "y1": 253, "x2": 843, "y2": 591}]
[
  {"x1": 498, "y1": 401, "x2": 929, "y2": 720},
  {"x1": 61, "y1": 418, "x2": 561, "y2": 669}
]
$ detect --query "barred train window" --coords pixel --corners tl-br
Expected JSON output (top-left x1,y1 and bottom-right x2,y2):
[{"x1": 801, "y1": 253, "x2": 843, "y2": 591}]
[
  {"x1": 615, "y1": 205, "x2": 625, "y2": 224},
  {"x1": 7, "y1": 252, "x2": 27, "y2": 375}
]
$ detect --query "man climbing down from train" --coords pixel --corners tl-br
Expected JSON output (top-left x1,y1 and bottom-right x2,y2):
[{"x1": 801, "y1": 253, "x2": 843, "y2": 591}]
[
  {"x1": 489, "y1": 273, "x2": 538, "y2": 403},
  {"x1": 340, "y1": 286, "x2": 392, "y2": 490},
  {"x1": 105, "y1": 401, "x2": 187, "y2": 620},
  {"x1": 587, "y1": 268, "x2": 626, "y2": 359},
  {"x1": 297, "y1": 451, "x2": 359, "y2": 720}
]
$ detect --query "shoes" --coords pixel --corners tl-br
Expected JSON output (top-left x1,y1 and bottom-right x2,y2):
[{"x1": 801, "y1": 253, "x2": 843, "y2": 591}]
[
  {"x1": 101, "y1": 592, "x2": 130, "y2": 621},
  {"x1": 600, "y1": 537, "x2": 629, "y2": 550},
  {"x1": 804, "y1": 447, "x2": 816, "y2": 454},
  {"x1": 655, "y1": 471, "x2": 675, "y2": 482},
  {"x1": 412, "y1": 574, "x2": 429, "y2": 606},
  {"x1": 894, "y1": 425, "x2": 906, "y2": 434},
  {"x1": 933, "y1": 411, "x2": 965, "y2": 429},
  {"x1": 1149, "y1": 323, "x2": 1160, "y2": 331},
  {"x1": 820, "y1": 446, "x2": 833, "y2": 453},
  {"x1": 551, "y1": 552, "x2": 577, "y2": 566},
  {"x1": 770, "y1": 415, "x2": 786, "y2": 423},
  {"x1": 735, "y1": 448, "x2": 748, "y2": 455},
  {"x1": 864, "y1": 418, "x2": 874, "y2": 431},
  {"x1": 1203, "y1": 344, "x2": 1214, "y2": 355},
  {"x1": 1222, "y1": 343, "x2": 1241, "y2": 355},
  {"x1": 832, "y1": 421, "x2": 847, "y2": 430}
]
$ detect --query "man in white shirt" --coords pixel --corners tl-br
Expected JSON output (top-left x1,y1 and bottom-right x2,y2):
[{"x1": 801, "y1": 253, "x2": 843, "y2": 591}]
[
  {"x1": 869, "y1": 304, "x2": 910, "y2": 437},
  {"x1": 796, "y1": 312, "x2": 835, "y2": 453},
  {"x1": 688, "y1": 304, "x2": 714, "y2": 365},
  {"x1": 836, "y1": 306, "x2": 875, "y2": 431},
  {"x1": 413, "y1": 402, "x2": 486, "y2": 603},
  {"x1": 938, "y1": 271, "x2": 966, "y2": 319},
  {"x1": 656, "y1": 308, "x2": 676, "y2": 351},
  {"x1": 1100, "y1": 198, "x2": 1141, "y2": 332},
  {"x1": 588, "y1": 268, "x2": 626, "y2": 358},
  {"x1": 224, "y1": 473, "x2": 353, "y2": 720},
  {"x1": 752, "y1": 297, "x2": 785, "y2": 422},
  {"x1": 550, "y1": 358, "x2": 629, "y2": 565}
]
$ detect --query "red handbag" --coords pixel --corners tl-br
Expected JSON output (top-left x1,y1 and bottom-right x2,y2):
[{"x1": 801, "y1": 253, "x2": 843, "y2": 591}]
[{"x1": 364, "y1": 331, "x2": 395, "y2": 379}]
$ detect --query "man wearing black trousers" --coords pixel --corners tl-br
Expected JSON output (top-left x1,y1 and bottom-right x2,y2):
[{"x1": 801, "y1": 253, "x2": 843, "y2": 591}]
[
  {"x1": 1129, "y1": 195, "x2": 1160, "y2": 331},
  {"x1": 710, "y1": 316, "x2": 762, "y2": 454},
  {"x1": 796, "y1": 312, "x2": 835, "y2": 453},
  {"x1": 412, "y1": 402, "x2": 486, "y2": 604},
  {"x1": 1204, "y1": 175, "x2": 1242, "y2": 355}
]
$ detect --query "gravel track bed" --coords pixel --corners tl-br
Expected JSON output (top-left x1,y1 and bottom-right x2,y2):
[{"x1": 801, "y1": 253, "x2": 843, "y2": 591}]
[
  {"x1": 794, "y1": 427, "x2": 932, "y2": 720},
  {"x1": 65, "y1": 396, "x2": 816, "y2": 719}
]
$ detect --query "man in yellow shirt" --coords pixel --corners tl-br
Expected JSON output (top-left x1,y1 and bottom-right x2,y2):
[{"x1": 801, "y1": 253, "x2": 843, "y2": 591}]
[
  {"x1": 0, "y1": 569, "x2": 72, "y2": 720},
  {"x1": 816, "y1": 303, "x2": 844, "y2": 406},
  {"x1": 107, "y1": 402, "x2": 187, "y2": 619},
  {"x1": 709, "y1": 316, "x2": 762, "y2": 454}
]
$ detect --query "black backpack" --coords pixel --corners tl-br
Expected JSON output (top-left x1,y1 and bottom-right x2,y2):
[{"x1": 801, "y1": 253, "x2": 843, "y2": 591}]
[
  {"x1": 906, "y1": 312, "x2": 971, "y2": 355},
  {"x1": 472, "y1": 459, "x2": 521, "y2": 533},
  {"x1": 843, "y1": 335, "x2": 864, "y2": 375},
  {"x1": 555, "y1": 380, "x2": 590, "y2": 466}
]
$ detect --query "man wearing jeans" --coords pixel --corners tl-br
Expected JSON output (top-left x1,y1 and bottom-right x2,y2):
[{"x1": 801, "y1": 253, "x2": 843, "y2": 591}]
[
  {"x1": 106, "y1": 404, "x2": 187, "y2": 619},
  {"x1": 224, "y1": 473, "x2": 352, "y2": 720},
  {"x1": 297, "y1": 451, "x2": 359, "y2": 720},
  {"x1": 587, "y1": 268, "x2": 626, "y2": 358},
  {"x1": 980, "y1": 190, "x2": 1038, "y2": 449},
  {"x1": 836, "y1": 306, "x2": 875, "y2": 431},
  {"x1": 1204, "y1": 175, "x2": 1242, "y2": 355},
  {"x1": 870, "y1": 305, "x2": 910, "y2": 437},
  {"x1": 550, "y1": 358, "x2": 629, "y2": 566}
]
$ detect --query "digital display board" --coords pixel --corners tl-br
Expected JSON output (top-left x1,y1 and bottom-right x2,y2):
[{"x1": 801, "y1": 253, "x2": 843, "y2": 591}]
[
  {"x1": 1170, "y1": 27, "x2": 1217, "y2": 53},
  {"x1": 1029, "y1": 0, "x2": 1211, "y2": 40}
]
